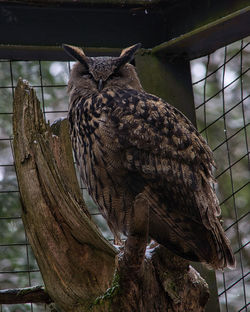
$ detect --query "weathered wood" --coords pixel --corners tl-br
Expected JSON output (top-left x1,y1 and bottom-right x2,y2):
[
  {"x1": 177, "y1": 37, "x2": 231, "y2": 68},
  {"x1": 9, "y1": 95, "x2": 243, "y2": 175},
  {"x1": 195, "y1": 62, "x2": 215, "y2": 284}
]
[
  {"x1": 0, "y1": 0, "x2": 165, "y2": 5},
  {"x1": 9, "y1": 79, "x2": 210, "y2": 311},
  {"x1": 12, "y1": 78, "x2": 117, "y2": 311},
  {"x1": 152, "y1": 6, "x2": 250, "y2": 60},
  {"x1": 0, "y1": 286, "x2": 52, "y2": 304},
  {"x1": 1, "y1": 0, "x2": 249, "y2": 56}
]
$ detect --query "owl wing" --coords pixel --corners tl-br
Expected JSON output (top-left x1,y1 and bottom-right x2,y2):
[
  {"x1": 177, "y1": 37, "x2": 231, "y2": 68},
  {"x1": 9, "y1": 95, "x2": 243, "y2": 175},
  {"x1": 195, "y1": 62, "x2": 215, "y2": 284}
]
[
  {"x1": 111, "y1": 89, "x2": 218, "y2": 225},
  {"x1": 109, "y1": 89, "x2": 235, "y2": 269}
]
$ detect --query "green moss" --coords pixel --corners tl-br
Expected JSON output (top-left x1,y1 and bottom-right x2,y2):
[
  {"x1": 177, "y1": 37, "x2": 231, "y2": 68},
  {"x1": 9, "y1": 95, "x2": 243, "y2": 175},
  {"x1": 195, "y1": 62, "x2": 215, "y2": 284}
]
[
  {"x1": 17, "y1": 285, "x2": 44, "y2": 296},
  {"x1": 161, "y1": 272, "x2": 182, "y2": 304},
  {"x1": 90, "y1": 273, "x2": 120, "y2": 310}
]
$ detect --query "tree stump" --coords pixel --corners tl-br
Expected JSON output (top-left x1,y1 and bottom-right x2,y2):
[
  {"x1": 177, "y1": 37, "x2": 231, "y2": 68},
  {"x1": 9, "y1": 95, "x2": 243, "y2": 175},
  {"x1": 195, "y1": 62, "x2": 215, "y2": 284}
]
[{"x1": 1, "y1": 79, "x2": 210, "y2": 311}]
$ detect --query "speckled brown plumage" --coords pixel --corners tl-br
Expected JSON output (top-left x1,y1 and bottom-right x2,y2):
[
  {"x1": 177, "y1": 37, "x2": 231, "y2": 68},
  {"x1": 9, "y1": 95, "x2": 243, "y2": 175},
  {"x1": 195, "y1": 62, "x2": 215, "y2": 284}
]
[{"x1": 63, "y1": 43, "x2": 235, "y2": 270}]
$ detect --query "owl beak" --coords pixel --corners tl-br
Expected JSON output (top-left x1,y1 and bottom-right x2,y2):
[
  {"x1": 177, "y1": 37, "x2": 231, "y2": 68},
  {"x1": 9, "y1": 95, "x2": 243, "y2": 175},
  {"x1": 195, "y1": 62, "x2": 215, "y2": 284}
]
[{"x1": 98, "y1": 79, "x2": 103, "y2": 92}]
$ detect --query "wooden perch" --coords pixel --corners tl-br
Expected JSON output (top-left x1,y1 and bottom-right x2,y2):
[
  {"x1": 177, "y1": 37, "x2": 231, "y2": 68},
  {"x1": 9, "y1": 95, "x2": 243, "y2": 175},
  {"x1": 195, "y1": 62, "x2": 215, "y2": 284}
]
[
  {"x1": 5, "y1": 78, "x2": 210, "y2": 311},
  {"x1": 0, "y1": 286, "x2": 52, "y2": 304},
  {"x1": 12, "y1": 79, "x2": 117, "y2": 311}
]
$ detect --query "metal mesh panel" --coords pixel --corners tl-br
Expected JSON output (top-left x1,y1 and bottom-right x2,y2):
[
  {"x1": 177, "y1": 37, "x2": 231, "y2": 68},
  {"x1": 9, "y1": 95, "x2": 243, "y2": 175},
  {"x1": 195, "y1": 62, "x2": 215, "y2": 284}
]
[
  {"x1": 0, "y1": 60, "x2": 66, "y2": 312},
  {"x1": 0, "y1": 37, "x2": 249, "y2": 311},
  {"x1": 192, "y1": 37, "x2": 250, "y2": 312}
]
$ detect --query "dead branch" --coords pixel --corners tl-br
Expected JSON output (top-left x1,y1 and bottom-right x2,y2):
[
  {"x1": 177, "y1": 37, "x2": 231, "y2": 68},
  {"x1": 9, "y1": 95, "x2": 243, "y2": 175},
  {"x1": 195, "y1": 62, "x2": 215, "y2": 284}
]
[{"x1": 0, "y1": 286, "x2": 52, "y2": 304}]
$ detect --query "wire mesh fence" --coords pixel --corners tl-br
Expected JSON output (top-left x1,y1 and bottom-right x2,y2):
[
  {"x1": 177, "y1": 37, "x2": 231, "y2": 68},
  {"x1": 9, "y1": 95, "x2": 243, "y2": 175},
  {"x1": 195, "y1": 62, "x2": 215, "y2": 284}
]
[
  {"x1": 0, "y1": 37, "x2": 249, "y2": 312},
  {"x1": 191, "y1": 37, "x2": 250, "y2": 312},
  {"x1": 0, "y1": 60, "x2": 68, "y2": 312}
]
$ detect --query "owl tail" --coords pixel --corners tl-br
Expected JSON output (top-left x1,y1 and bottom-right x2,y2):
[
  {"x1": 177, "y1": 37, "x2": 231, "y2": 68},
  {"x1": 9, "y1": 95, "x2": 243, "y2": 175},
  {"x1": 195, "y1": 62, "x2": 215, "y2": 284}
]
[
  {"x1": 149, "y1": 209, "x2": 236, "y2": 270},
  {"x1": 210, "y1": 221, "x2": 236, "y2": 270}
]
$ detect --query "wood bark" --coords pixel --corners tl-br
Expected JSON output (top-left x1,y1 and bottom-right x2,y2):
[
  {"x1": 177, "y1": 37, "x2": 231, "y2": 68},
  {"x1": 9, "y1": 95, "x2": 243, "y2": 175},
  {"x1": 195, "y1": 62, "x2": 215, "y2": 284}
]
[
  {"x1": 7, "y1": 78, "x2": 210, "y2": 311},
  {"x1": 0, "y1": 286, "x2": 52, "y2": 304}
]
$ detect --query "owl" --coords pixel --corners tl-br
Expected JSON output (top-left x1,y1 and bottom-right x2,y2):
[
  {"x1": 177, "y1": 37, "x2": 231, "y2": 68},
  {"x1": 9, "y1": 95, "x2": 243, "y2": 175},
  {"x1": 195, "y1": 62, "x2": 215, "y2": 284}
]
[{"x1": 63, "y1": 43, "x2": 235, "y2": 270}]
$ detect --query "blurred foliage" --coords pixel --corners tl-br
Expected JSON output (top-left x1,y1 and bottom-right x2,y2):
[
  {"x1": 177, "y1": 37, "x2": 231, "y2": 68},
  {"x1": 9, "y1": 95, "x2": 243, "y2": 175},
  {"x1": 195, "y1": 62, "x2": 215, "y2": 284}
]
[{"x1": 0, "y1": 38, "x2": 249, "y2": 312}]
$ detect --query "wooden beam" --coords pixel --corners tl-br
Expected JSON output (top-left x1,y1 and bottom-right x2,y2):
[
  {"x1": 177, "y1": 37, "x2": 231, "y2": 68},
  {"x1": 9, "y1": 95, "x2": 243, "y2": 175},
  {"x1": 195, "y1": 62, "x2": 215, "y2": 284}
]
[
  {"x1": 0, "y1": 1, "x2": 249, "y2": 52},
  {"x1": 152, "y1": 6, "x2": 250, "y2": 60},
  {"x1": 0, "y1": 45, "x2": 121, "y2": 60},
  {"x1": 0, "y1": 0, "x2": 170, "y2": 6},
  {"x1": 0, "y1": 3, "x2": 165, "y2": 48}
]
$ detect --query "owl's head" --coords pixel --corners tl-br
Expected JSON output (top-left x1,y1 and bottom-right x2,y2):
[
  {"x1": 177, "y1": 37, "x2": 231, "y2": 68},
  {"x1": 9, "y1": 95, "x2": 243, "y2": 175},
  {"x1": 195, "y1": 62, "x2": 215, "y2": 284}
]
[{"x1": 63, "y1": 43, "x2": 143, "y2": 96}]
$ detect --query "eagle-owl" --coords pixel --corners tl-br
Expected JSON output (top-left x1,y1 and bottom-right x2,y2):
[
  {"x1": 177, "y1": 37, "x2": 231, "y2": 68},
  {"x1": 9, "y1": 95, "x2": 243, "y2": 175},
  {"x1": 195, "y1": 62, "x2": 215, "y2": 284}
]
[{"x1": 63, "y1": 43, "x2": 235, "y2": 269}]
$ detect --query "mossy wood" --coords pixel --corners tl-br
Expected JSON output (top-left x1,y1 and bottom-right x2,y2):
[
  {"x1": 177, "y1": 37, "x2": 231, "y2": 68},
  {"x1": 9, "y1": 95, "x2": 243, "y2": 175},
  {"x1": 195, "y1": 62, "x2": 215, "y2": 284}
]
[
  {"x1": 12, "y1": 79, "x2": 117, "y2": 311},
  {"x1": 11, "y1": 78, "x2": 210, "y2": 311}
]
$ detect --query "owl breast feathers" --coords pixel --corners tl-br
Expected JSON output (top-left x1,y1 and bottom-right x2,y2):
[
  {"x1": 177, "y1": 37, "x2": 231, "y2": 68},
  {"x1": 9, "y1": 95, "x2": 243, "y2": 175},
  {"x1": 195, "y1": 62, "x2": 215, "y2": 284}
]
[{"x1": 63, "y1": 43, "x2": 235, "y2": 270}]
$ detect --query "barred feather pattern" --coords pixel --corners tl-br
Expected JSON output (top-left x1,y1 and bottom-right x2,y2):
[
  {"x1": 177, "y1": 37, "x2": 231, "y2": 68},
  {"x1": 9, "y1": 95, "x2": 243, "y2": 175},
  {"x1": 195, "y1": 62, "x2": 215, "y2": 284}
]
[
  {"x1": 68, "y1": 87, "x2": 235, "y2": 270},
  {"x1": 65, "y1": 44, "x2": 235, "y2": 270}
]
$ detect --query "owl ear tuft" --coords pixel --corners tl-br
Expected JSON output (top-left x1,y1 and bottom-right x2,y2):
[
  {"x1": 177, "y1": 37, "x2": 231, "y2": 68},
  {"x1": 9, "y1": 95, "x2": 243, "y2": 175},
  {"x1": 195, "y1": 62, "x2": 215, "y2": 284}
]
[
  {"x1": 116, "y1": 43, "x2": 141, "y2": 67},
  {"x1": 62, "y1": 44, "x2": 89, "y2": 65}
]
